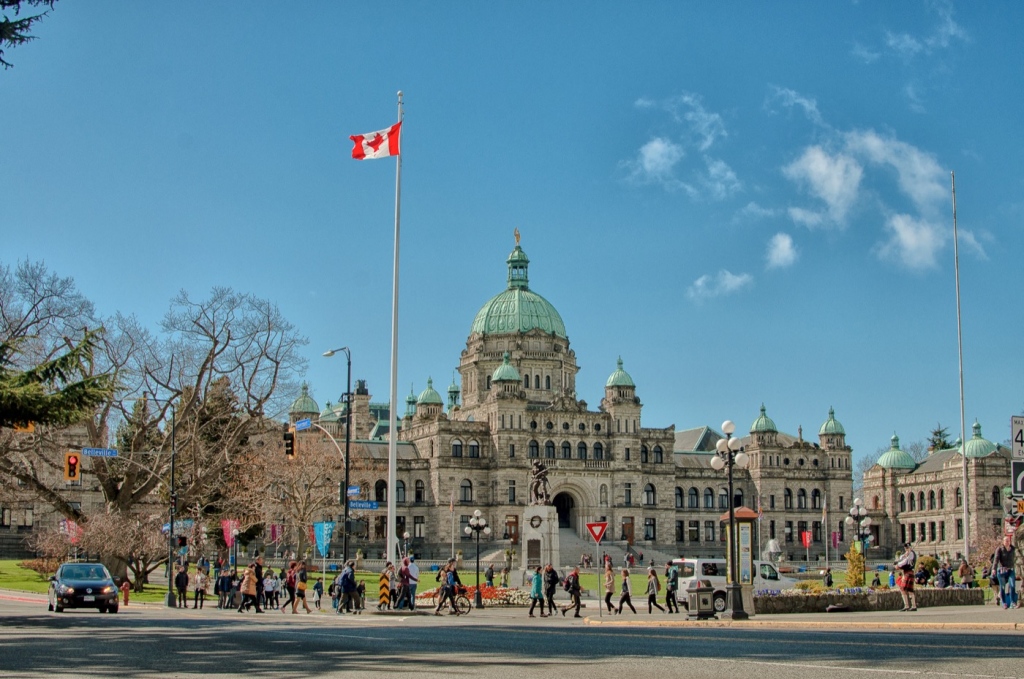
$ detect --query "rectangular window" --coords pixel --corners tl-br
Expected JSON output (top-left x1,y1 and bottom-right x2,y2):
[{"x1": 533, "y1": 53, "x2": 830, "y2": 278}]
[
  {"x1": 785, "y1": 521, "x2": 793, "y2": 543},
  {"x1": 415, "y1": 484, "x2": 424, "y2": 503},
  {"x1": 928, "y1": 522, "x2": 936, "y2": 541},
  {"x1": 508, "y1": 443, "x2": 515, "y2": 458},
  {"x1": 704, "y1": 521, "x2": 715, "y2": 542},
  {"x1": 0, "y1": 507, "x2": 10, "y2": 527},
  {"x1": 784, "y1": 492, "x2": 792, "y2": 510},
  {"x1": 813, "y1": 521, "x2": 821, "y2": 543},
  {"x1": 508, "y1": 480, "x2": 516, "y2": 504},
  {"x1": 23, "y1": 509, "x2": 33, "y2": 527},
  {"x1": 719, "y1": 521, "x2": 726, "y2": 542},
  {"x1": 798, "y1": 521, "x2": 808, "y2": 542},
  {"x1": 644, "y1": 518, "x2": 656, "y2": 541},
  {"x1": 688, "y1": 521, "x2": 699, "y2": 542},
  {"x1": 624, "y1": 483, "x2": 632, "y2": 507},
  {"x1": 956, "y1": 519, "x2": 963, "y2": 540},
  {"x1": 901, "y1": 524, "x2": 907, "y2": 543},
  {"x1": 624, "y1": 447, "x2": 630, "y2": 461},
  {"x1": 940, "y1": 521, "x2": 946, "y2": 542},
  {"x1": 413, "y1": 516, "x2": 424, "y2": 538},
  {"x1": 640, "y1": 448, "x2": 649, "y2": 463},
  {"x1": 675, "y1": 520, "x2": 684, "y2": 542},
  {"x1": 909, "y1": 523, "x2": 916, "y2": 542},
  {"x1": 769, "y1": 520, "x2": 776, "y2": 539},
  {"x1": 769, "y1": 495, "x2": 776, "y2": 510},
  {"x1": 839, "y1": 496, "x2": 844, "y2": 510},
  {"x1": 838, "y1": 523, "x2": 844, "y2": 542},
  {"x1": 460, "y1": 515, "x2": 471, "y2": 540},
  {"x1": 468, "y1": 442, "x2": 480, "y2": 458},
  {"x1": 654, "y1": 449, "x2": 663, "y2": 463}
]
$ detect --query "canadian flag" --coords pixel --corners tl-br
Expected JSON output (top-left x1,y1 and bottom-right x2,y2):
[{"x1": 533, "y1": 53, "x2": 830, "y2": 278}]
[{"x1": 350, "y1": 121, "x2": 401, "y2": 160}]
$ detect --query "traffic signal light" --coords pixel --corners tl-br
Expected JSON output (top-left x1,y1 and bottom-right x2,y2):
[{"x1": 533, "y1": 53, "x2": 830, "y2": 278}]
[
  {"x1": 64, "y1": 451, "x2": 81, "y2": 481},
  {"x1": 283, "y1": 427, "x2": 295, "y2": 459},
  {"x1": 177, "y1": 536, "x2": 188, "y2": 548}
]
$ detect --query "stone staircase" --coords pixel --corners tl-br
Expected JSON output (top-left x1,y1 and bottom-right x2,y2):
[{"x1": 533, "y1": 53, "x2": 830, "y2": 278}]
[{"x1": 557, "y1": 527, "x2": 681, "y2": 571}]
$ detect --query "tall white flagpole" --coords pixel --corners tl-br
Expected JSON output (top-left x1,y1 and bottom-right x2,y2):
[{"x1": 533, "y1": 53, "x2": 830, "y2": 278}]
[
  {"x1": 952, "y1": 171, "x2": 969, "y2": 561},
  {"x1": 386, "y1": 91, "x2": 404, "y2": 568}
]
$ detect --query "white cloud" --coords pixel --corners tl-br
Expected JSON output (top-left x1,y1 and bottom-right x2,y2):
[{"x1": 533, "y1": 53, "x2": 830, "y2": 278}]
[
  {"x1": 904, "y1": 84, "x2": 926, "y2": 113},
  {"x1": 766, "y1": 86, "x2": 825, "y2": 127},
  {"x1": 844, "y1": 129, "x2": 946, "y2": 216},
  {"x1": 787, "y1": 207, "x2": 825, "y2": 227},
  {"x1": 877, "y1": 213, "x2": 945, "y2": 269},
  {"x1": 687, "y1": 270, "x2": 753, "y2": 301},
  {"x1": 702, "y1": 157, "x2": 741, "y2": 199},
  {"x1": 783, "y1": 146, "x2": 863, "y2": 225},
  {"x1": 766, "y1": 233, "x2": 798, "y2": 269},
  {"x1": 957, "y1": 229, "x2": 989, "y2": 260},
  {"x1": 737, "y1": 201, "x2": 777, "y2": 220},
  {"x1": 663, "y1": 92, "x2": 727, "y2": 151},
  {"x1": 625, "y1": 137, "x2": 685, "y2": 187},
  {"x1": 884, "y1": 2, "x2": 968, "y2": 59},
  {"x1": 851, "y1": 42, "x2": 881, "y2": 64}
]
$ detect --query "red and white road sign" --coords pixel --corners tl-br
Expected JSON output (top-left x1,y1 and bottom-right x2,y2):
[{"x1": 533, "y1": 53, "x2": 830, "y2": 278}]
[{"x1": 586, "y1": 521, "x2": 608, "y2": 544}]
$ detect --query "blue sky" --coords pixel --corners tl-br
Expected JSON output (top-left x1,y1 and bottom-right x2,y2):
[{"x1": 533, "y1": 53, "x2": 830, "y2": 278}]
[{"x1": 3, "y1": 1, "x2": 1022, "y2": 465}]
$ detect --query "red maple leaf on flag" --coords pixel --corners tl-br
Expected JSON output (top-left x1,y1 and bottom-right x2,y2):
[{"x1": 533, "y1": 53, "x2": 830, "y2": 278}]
[{"x1": 366, "y1": 134, "x2": 385, "y2": 153}]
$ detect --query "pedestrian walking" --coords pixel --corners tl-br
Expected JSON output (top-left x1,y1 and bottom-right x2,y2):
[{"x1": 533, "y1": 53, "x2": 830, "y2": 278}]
[
  {"x1": 264, "y1": 569, "x2": 279, "y2": 609},
  {"x1": 992, "y1": 535, "x2": 1018, "y2": 609},
  {"x1": 253, "y1": 555, "x2": 265, "y2": 613},
  {"x1": 281, "y1": 561, "x2": 297, "y2": 613},
  {"x1": 485, "y1": 563, "x2": 494, "y2": 588},
  {"x1": 560, "y1": 566, "x2": 582, "y2": 617},
  {"x1": 395, "y1": 558, "x2": 412, "y2": 610},
  {"x1": 174, "y1": 564, "x2": 189, "y2": 608},
  {"x1": 895, "y1": 542, "x2": 918, "y2": 612},
  {"x1": 664, "y1": 562, "x2": 679, "y2": 613},
  {"x1": 604, "y1": 562, "x2": 616, "y2": 613},
  {"x1": 528, "y1": 566, "x2": 547, "y2": 618},
  {"x1": 338, "y1": 561, "x2": 360, "y2": 614},
  {"x1": 192, "y1": 569, "x2": 208, "y2": 609},
  {"x1": 958, "y1": 559, "x2": 974, "y2": 588},
  {"x1": 823, "y1": 567, "x2": 834, "y2": 588},
  {"x1": 646, "y1": 567, "x2": 665, "y2": 613},
  {"x1": 407, "y1": 556, "x2": 420, "y2": 610},
  {"x1": 500, "y1": 567, "x2": 509, "y2": 588},
  {"x1": 543, "y1": 563, "x2": 559, "y2": 616},
  {"x1": 295, "y1": 560, "x2": 312, "y2": 614},
  {"x1": 237, "y1": 563, "x2": 258, "y2": 612},
  {"x1": 313, "y1": 577, "x2": 324, "y2": 610},
  {"x1": 434, "y1": 563, "x2": 459, "y2": 615},
  {"x1": 616, "y1": 568, "x2": 636, "y2": 614}
]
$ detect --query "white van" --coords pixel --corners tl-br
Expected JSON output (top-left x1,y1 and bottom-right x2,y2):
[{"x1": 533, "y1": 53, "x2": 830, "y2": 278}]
[{"x1": 671, "y1": 558, "x2": 796, "y2": 612}]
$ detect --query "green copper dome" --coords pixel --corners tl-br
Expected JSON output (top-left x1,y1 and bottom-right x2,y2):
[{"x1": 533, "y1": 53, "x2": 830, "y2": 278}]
[
  {"x1": 469, "y1": 244, "x2": 567, "y2": 339},
  {"x1": 289, "y1": 383, "x2": 319, "y2": 415},
  {"x1": 963, "y1": 420, "x2": 997, "y2": 459},
  {"x1": 416, "y1": 377, "x2": 443, "y2": 405},
  {"x1": 877, "y1": 433, "x2": 917, "y2": 470},
  {"x1": 491, "y1": 352, "x2": 521, "y2": 382},
  {"x1": 605, "y1": 357, "x2": 635, "y2": 388},
  {"x1": 818, "y1": 407, "x2": 845, "y2": 436},
  {"x1": 750, "y1": 404, "x2": 777, "y2": 433}
]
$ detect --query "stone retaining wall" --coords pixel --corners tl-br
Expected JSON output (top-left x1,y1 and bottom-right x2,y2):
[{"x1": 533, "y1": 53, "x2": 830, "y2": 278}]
[{"x1": 754, "y1": 588, "x2": 984, "y2": 614}]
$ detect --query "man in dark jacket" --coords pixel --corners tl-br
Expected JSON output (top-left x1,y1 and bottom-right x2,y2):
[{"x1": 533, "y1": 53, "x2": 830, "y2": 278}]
[
  {"x1": 543, "y1": 564, "x2": 559, "y2": 615},
  {"x1": 253, "y1": 555, "x2": 265, "y2": 613},
  {"x1": 174, "y1": 565, "x2": 189, "y2": 608},
  {"x1": 560, "y1": 566, "x2": 582, "y2": 617}
]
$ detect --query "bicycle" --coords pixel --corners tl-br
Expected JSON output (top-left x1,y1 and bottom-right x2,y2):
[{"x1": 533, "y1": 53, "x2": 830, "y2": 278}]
[{"x1": 431, "y1": 585, "x2": 471, "y2": 615}]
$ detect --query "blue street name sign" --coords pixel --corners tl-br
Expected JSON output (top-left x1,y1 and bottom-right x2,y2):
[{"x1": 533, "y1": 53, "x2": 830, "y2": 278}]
[
  {"x1": 349, "y1": 500, "x2": 379, "y2": 510},
  {"x1": 82, "y1": 447, "x2": 118, "y2": 457},
  {"x1": 294, "y1": 418, "x2": 312, "y2": 431},
  {"x1": 347, "y1": 485, "x2": 360, "y2": 497}
]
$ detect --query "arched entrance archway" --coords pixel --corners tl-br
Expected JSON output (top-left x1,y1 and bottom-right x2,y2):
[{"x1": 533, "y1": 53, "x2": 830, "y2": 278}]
[{"x1": 553, "y1": 492, "x2": 575, "y2": 529}]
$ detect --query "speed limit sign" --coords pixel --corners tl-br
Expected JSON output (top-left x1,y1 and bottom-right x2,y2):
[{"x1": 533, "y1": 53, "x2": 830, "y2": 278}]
[{"x1": 1013, "y1": 416, "x2": 1024, "y2": 458}]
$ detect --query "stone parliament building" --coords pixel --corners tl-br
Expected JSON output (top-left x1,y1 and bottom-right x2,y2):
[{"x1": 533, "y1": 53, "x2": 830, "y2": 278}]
[{"x1": 288, "y1": 237, "x2": 856, "y2": 565}]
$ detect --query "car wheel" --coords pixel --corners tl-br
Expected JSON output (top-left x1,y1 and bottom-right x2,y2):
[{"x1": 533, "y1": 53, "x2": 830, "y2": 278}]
[
  {"x1": 98, "y1": 604, "x2": 107, "y2": 613},
  {"x1": 108, "y1": 605, "x2": 118, "y2": 614},
  {"x1": 55, "y1": 604, "x2": 64, "y2": 613},
  {"x1": 48, "y1": 602, "x2": 54, "y2": 612},
  {"x1": 713, "y1": 593, "x2": 726, "y2": 612}
]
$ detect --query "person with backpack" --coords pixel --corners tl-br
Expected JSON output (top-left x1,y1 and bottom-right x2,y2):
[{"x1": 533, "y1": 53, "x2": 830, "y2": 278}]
[
  {"x1": 646, "y1": 567, "x2": 665, "y2": 613},
  {"x1": 543, "y1": 563, "x2": 560, "y2": 616},
  {"x1": 560, "y1": 566, "x2": 582, "y2": 617},
  {"x1": 664, "y1": 562, "x2": 679, "y2": 613},
  {"x1": 616, "y1": 568, "x2": 636, "y2": 614},
  {"x1": 338, "y1": 561, "x2": 360, "y2": 614},
  {"x1": 281, "y1": 561, "x2": 297, "y2": 613}
]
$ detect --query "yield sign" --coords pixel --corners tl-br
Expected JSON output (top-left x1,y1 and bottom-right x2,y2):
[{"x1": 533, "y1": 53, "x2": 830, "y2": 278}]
[{"x1": 586, "y1": 521, "x2": 608, "y2": 544}]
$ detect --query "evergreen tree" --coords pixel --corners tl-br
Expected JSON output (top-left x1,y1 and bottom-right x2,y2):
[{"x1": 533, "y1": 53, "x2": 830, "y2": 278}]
[
  {"x1": 1, "y1": 0, "x2": 57, "y2": 69},
  {"x1": 929, "y1": 424, "x2": 953, "y2": 451}
]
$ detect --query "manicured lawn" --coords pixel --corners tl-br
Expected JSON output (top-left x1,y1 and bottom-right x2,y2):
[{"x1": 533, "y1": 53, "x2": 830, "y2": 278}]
[{"x1": 0, "y1": 559, "x2": 51, "y2": 594}]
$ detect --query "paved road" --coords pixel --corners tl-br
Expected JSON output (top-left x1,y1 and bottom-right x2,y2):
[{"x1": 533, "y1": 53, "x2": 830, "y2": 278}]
[{"x1": 2, "y1": 597, "x2": 1022, "y2": 678}]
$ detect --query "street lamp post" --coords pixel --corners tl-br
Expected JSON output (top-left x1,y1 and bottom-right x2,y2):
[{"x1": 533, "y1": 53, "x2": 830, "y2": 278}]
[
  {"x1": 845, "y1": 498, "x2": 872, "y2": 582},
  {"x1": 463, "y1": 509, "x2": 491, "y2": 608},
  {"x1": 710, "y1": 420, "x2": 749, "y2": 620},
  {"x1": 232, "y1": 528, "x2": 239, "y2": 573},
  {"x1": 403, "y1": 531, "x2": 410, "y2": 558},
  {"x1": 323, "y1": 347, "x2": 352, "y2": 563},
  {"x1": 146, "y1": 394, "x2": 178, "y2": 609}
]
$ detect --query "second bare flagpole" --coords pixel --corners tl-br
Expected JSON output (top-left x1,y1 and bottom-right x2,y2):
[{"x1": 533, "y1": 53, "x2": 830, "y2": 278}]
[{"x1": 386, "y1": 91, "x2": 404, "y2": 568}]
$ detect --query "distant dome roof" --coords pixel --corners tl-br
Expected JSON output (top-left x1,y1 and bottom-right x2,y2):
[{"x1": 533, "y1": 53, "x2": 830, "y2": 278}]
[
  {"x1": 289, "y1": 383, "x2": 319, "y2": 414},
  {"x1": 818, "y1": 407, "x2": 845, "y2": 436},
  {"x1": 605, "y1": 357, "x2": 635, "y2": 388},
  {"x1": 877, "y1": 433, "x2": 917, "y2": 470},
  {"x1": 416, "y1": 377, "x2": 443, "y2": 405},
  {"x1": 469, "y1": 243, "x2": 567, "y2": 339},
  {"x1": 963, "y1": 420, "x2": 998, "y2": 459},
  {"x1": 750, "y1": 404, "x2": 777, "y2": 433},
  {"x1": 491, "y1": 352, "x2": 521, "y2": 382}
]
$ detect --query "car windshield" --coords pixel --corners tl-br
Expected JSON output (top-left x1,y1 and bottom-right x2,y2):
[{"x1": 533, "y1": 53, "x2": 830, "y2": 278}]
[{"x1": 62, "y1": 565, "x2": 110, "y2": 581}]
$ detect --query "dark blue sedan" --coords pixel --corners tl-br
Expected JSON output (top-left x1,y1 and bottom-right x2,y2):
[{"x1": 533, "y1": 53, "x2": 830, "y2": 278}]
[{"x1": 48, "y1": 562, "x2": 120, "y2": 613}]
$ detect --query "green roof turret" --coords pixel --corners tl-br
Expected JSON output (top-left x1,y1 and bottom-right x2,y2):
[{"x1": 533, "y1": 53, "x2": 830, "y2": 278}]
[
  {"x1": 491, "y1": 352, "x2": 521, "y2": 382},
  {"x1": 877, "y1": 432, "x2": 917, "y2": 469},
  {"x1": 818, "y1": 407, "x2": 845, "y2": 436},
  {"x1": 416, "y1": 377, "x2": 443, "y2": 405},
  {"x1": 750, "y1": 404, "x2": 777, "y2": 433},
  {"x1": 289, "y1": 382, "x2": 319, "y2": 415},
  {"x1": 605, "y1": 356, "x2": 635, "y2": 388},
  {"x1": 963, "y1": 420, "x2": 997, "y2": 459}
]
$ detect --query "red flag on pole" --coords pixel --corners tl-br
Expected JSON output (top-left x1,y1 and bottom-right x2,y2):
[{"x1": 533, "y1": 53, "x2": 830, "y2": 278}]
[{"x1": 350, "y1": 122, "x2": 401, "y2": 160}]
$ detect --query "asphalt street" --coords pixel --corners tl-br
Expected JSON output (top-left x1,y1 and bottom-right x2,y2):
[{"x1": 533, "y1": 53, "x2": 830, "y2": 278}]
[{"x1": 2, "y1": 597, "x2": 1022, "y2": 679}]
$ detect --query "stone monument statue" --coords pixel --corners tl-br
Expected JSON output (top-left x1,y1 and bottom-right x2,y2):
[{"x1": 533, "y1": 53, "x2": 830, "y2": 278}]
[{"x1": 528, "y1": 460, "x2": 550, "y2": 505}]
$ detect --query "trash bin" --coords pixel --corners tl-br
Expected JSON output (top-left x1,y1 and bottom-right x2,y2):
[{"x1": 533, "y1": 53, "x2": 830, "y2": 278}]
[{"x1": 686, "y1": 579, "x2": 715, "y2": 620}]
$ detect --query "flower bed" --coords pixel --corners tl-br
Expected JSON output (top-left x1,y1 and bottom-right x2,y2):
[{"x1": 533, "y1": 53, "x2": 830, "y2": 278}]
[{"x1": 416, "y1": 585, "x2": 532, "y2": 606}]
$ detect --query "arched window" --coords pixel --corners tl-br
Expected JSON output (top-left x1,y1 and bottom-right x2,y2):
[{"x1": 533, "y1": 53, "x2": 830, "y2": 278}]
[
  {"x1": 718, "y1": 488, "x2": 729, "y2": 509},
  {"x1": 534, "y1": 375, "x2": 540, "y2": 390},
  {"x1": 797, "y1": 489, "x2": 807, "y2": 509},
  {"x1": 900, "y1": 494, "x2": 906, "y2": 512},
  {"x1": 644, "y1": 484, "x2": 656, "y2": 506},
  {"x1": 939, "y1": 489, "x2": 945, "y2": 509},
  {"x1": 640, "y1": 445, "x2": 649, "y2": 463},
  {"x1": 653, "y1": 446, "x2": 663, "y2": 463},
  {"x1": 599, "y1": 484, "x2": 608, "y2": 507},
  {"x1": 955, "y1": 487, "x2": 962, "y2": 507},
  {"x1": 561, "y1": 441, "x2": 571, "y2": 459},
  {"x1": 545, "y1": 441, "x2": 555, "y2": 458},
  {"x1": 675, "y1": 487, "x2": 684, "y2": 509},
  {"x1": 704, "y1": 488, "x2": 714, "y2": 509},
  {"x1": 460, "y1": 479, "x2": 473, "y2": 503},
  {"x1": 529, "y1": 440, "x2": 539, "y2": 458},
  {"x1": 688, "y1": 487, "x2": 699, "y2": 509},
  {"x1": 909, "y1": 493, "x2": 915, "y2": 511},
  {"x1": 375, "y1": 480, "x2": 387, "y2": 503},
  {"x1": 468, "y1": 440, "x2": 480, "y2": 458},
  {"x1": 593, "y1": 442, "x2": 604, "y2": 460},
  {"x1": 451, "y1": 439, "x2": 463, "y2": 457},
  {"x1": 415, "y1": 480, "x2": 425, "y2": 503},
  {"x1": 545, "y1": 375, "x2": 551, "y2": 390},
  {"x1": 993, "y1": 486, "x2": 1001, "y2": 508},
  {"x1": 734, "y1": 490, "x2": 744, "y2": 508},
  {"x1": 784, "y1": 488, "x2": 793, "y2": 509},
  {"x1": 395, "y1": 480, "x2": 406, "y2": 503},
  {"x1": 918, "y1": 492, "x2": 925, "y2": 510},
  {"x1": 811, "y1": 489, "x2": 822, "y2": 510},
  {"x1": 928, "y1": 491, "x2": 936, "y2": 510},
  {"x1": 524, "y1": 375, "x2": 530, "y2": 389},
  {"x1": 872, "y1": 495, "x2": 879, "y2": 510},
  {"x1": 577, "y1": 442, "x2": 587, "y2": 460}
]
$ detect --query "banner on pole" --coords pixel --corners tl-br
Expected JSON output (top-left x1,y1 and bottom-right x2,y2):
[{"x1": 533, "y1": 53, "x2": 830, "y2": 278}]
[
  {"x1": 222, "y1": 519, "x2": 240, "y2": 547},
  {"x1": 800, "y1": 530, "x2": 812, "y2": 548},
  {"x1": 314, "y1": 521, "x2": 335, "y2": 557}
]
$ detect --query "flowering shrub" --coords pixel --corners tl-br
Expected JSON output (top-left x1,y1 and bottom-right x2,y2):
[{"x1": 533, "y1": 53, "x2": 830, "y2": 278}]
[{"x1": 416, "y1": 585, "x2": 532, "y2": 606}]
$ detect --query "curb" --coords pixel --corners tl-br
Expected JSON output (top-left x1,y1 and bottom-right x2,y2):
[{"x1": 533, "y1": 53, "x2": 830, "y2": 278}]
[{"x1": 583, "y1": 617, "x2": 1024, "y2": 631}]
